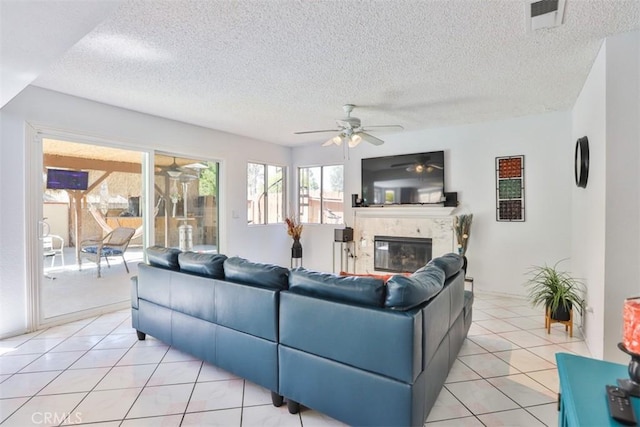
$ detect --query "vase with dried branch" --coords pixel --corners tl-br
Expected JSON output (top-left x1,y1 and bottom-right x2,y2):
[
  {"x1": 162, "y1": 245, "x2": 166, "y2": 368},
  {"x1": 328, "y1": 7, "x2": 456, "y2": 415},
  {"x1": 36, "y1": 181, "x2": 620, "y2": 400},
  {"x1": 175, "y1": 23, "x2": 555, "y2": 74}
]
[
  {"x1": 285, "y1": 216, "x2": 303, "y2": 259},
  {"x1": 454, "y1": 214, "x2": 473, "y2": 256}
]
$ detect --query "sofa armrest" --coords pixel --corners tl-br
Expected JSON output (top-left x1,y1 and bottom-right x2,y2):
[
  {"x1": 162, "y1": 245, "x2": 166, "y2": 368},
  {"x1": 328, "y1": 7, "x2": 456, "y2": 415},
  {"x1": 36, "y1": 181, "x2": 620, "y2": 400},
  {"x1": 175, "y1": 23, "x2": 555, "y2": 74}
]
[
  {"x1": 131, "y1": 275, "x2": 139, "y2": 309},
  {"x1": 280, "y1": 291, "x2": 422, "y2": 383}
]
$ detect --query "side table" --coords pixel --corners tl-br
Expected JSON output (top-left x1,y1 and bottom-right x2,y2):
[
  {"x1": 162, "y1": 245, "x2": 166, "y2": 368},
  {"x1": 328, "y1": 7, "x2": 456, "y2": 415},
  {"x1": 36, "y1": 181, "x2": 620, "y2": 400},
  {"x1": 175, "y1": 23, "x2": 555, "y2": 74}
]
[
  {"x1": 556, "y1": 352, "x2": 639, "y2": 426},
  {"x1": 332, "y1": 241, "x2": 354, "y2": 273}
]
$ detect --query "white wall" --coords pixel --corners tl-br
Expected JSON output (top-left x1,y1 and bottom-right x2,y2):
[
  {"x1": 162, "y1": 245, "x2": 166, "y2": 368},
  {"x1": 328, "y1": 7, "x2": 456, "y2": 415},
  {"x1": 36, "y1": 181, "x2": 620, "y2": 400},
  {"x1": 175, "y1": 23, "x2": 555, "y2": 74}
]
[
  {"x1": 572, "y1": 31, "x2": 640, "y2": 363},
  {"x1": 571, "y1": 40, "x2": 607, "y2": 359},
  {"x1": 293, "y1": 111, "x2": 573, "y2": 296},
  {"x1": 603, "y1": 32, "x2": 640, "y2": 363},
  {"x1": 0, "y1": 86, "x2": 292, "y2": 338}
]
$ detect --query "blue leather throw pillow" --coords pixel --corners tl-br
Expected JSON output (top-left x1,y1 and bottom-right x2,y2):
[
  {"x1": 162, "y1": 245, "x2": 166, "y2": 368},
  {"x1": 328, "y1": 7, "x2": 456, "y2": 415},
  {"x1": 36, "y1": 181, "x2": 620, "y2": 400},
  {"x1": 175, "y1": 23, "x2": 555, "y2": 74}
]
[
  {"x1": 178, "y1": 252, "x2": 227, "y2": 279},
  {"x1": 426, "y1": 253, "x2": 464, "y2": 279},
  {"x1": 289, "y1": 268, "x2": 385, "y2": 308},
  {"x1": 385, "y1": 265, "x2": 446, "y2": 310},
  {"x1": 223, "y1": 257, "x2": 289, "y2": 290},
  {"x1": 146, "y1": 245, "x2": 181, "y2": 270}
]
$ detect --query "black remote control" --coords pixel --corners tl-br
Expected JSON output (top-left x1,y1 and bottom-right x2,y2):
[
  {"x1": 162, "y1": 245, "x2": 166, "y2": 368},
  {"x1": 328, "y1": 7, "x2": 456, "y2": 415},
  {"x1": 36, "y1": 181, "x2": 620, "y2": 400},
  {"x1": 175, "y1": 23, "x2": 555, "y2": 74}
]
[{"x1": 607, "y1": 385, "x2": 637, "y2": 425}]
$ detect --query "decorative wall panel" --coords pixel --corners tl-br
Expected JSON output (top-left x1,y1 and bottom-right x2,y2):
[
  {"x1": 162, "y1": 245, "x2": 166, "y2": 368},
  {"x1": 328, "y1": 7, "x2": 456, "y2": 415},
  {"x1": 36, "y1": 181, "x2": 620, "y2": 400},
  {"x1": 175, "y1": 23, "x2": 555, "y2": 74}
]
[{"x1": 496, "y1": 155, "x2": 525, "y2": 222}]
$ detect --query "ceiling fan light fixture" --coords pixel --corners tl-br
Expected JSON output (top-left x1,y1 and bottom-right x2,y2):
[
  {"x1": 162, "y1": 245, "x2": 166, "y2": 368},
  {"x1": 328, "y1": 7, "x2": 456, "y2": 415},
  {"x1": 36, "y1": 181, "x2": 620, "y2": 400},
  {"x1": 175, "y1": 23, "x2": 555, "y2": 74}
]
[
  {"x1": 322, "y1": 135, "x2": 343, "y2": 146},
  {"x1": 164, "y1": 156, "x2": 182, "y2": 178},
  {"x1": 348, "y1": 134, "x2": 362, "y2": 148}
]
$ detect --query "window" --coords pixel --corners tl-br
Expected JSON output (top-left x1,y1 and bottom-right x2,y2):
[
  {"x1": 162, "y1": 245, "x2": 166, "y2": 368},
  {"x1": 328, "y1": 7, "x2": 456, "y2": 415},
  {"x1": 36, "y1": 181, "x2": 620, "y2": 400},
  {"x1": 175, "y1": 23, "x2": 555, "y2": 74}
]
[
  {"x1": 247, "y1": 163, "x2": 285, "y2": 225},
  {"x1": 299, "y1": 165, "x2": 344, "y2": 224}
]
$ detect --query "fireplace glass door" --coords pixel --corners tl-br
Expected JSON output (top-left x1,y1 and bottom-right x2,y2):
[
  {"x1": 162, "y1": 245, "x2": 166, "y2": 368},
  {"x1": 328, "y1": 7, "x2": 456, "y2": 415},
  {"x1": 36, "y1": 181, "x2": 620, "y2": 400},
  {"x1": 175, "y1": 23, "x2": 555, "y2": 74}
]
[{"x1": 374, "y1": 236, "x2": 432, "y2": 273}]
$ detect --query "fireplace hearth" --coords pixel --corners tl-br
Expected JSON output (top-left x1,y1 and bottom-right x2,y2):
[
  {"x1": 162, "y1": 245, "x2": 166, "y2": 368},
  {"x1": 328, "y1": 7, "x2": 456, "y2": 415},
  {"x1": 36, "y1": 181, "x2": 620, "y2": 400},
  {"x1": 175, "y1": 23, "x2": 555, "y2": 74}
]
[{"x1": 374, "y1": 236, "x2": 433, "y2": 273}]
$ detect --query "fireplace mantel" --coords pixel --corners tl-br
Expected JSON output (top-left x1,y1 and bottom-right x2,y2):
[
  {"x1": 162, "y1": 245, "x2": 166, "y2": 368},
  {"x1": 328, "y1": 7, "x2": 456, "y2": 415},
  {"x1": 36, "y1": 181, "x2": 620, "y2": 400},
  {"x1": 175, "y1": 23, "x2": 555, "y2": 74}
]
[
  {"x1": 352, "y1": 206, "x2": 456, "y2": 274},
  {"x1": 353, "y1": 206, "x2": 456, "y2": 218}
]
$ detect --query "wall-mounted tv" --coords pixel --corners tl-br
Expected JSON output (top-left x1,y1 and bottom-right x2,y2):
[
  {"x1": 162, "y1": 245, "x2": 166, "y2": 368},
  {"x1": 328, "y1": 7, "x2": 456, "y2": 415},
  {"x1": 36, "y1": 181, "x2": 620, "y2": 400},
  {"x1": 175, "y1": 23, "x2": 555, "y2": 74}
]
[
  {"x1": 361, "y1": 151, "x2": 445, "y2": 206},
  {"x1": 46, "y1": 168, "x2": 89, "y2": 191}
]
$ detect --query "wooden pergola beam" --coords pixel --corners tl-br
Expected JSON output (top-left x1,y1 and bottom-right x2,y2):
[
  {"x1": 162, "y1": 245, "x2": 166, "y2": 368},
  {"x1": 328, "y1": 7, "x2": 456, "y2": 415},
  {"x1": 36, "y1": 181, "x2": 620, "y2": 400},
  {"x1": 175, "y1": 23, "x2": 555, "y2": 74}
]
[{"x1": 44, "y1": 154, "x2": 141, "y2": 174}]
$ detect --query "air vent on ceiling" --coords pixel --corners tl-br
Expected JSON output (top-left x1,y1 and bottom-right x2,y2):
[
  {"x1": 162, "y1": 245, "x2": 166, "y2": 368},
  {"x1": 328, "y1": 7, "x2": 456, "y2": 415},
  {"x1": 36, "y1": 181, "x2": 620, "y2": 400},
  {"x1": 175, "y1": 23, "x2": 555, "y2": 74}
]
[{"x1": 526, "y1": 0, "x2": 566, "y2": 31}]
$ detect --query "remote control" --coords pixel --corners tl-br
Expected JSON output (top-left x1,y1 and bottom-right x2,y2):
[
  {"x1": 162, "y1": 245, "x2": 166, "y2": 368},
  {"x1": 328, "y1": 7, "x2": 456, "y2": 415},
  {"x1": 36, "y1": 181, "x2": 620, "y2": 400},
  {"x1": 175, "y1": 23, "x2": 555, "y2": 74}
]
[{"x1": 606, "y1": 385, "x2": 637, "y2": 425}]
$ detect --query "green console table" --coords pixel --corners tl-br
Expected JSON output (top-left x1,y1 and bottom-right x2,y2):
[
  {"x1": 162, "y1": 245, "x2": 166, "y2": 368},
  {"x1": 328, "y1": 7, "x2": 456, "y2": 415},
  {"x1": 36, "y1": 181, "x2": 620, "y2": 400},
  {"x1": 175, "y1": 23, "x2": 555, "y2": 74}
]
[{"x1": 556, "y1": 352, "x2": 639, "y2": 426}]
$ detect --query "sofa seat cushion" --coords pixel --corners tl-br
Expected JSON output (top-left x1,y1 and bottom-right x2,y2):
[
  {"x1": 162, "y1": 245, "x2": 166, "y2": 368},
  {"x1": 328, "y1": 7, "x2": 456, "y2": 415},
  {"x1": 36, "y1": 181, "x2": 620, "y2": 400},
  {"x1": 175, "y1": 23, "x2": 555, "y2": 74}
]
[
  {"x1": 289, "y1": 268, "x2": 385, "y2": 307},
  {"x1": 426, "y1": 253, "x2": 464, "y2": 279},
  {"x1": 146, "y1": 245, "x2": 181, "y2": 270},
  {"x1": 223, "y1": 257, "x2": 289, "y2": 290},
  {"x1": 385, "y1": 265, "x2": 446, "y2": 310},
  {"x1": 178, "y1": 252, "x2": 227, "y2": 278}
]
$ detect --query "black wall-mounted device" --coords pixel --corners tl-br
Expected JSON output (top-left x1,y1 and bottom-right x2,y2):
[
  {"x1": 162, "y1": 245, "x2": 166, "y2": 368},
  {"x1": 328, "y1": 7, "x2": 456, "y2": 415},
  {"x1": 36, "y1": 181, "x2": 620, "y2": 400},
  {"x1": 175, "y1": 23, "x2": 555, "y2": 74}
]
[{"x1": 334, "y1": 227, "x2": 354, "y2": 242}]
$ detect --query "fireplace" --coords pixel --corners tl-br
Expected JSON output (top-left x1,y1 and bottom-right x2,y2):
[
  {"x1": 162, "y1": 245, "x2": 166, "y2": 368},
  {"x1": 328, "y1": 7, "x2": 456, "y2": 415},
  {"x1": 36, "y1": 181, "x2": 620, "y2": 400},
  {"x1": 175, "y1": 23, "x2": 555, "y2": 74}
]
[{"x1": 374, "y1": 236, "x2": 433, "y2": 273}]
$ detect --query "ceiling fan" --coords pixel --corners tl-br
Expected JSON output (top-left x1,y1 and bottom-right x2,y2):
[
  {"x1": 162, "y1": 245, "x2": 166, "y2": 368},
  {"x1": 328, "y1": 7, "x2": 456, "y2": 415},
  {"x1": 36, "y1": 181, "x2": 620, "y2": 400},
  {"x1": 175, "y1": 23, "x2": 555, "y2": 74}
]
[
  {"x1": 155, "y1": 157, "x2": 207, "y2": 178},
  {"x1": 155, "y1": 157, "x2": 182, "y2": 177},
  {"x1": 391, "y1": 155, "x2": 444, "y2": 174},
  {"x1": 294, "y1": 104, "x2": 404, "y2": 148}
]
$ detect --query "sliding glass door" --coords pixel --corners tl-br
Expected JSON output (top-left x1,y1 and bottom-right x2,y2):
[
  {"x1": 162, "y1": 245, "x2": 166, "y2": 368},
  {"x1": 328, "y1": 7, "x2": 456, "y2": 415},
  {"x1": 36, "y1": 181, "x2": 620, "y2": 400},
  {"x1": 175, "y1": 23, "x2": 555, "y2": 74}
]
[
  {"x1": 154, "y1": 153, "x2": 219, "y2": 252},
  {"x1": 32, "y1": 142, "x2": 220, "y2": 329},
  {"x1": 41, "y1": 138, "x2": 144, "y2": 321}
]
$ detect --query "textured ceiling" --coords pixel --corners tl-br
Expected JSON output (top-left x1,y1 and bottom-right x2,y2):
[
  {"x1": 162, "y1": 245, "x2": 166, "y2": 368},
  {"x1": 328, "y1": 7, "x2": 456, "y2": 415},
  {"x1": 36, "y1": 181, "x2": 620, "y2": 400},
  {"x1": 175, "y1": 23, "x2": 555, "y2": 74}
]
[{"x1": 10, "y1": 1, "x2": 640, "y2": 146}]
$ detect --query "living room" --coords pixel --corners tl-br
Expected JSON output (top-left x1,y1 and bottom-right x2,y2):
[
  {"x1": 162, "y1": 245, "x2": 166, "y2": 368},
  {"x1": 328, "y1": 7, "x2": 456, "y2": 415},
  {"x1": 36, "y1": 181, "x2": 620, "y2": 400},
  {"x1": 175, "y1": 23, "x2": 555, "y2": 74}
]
[{"x1": 1, "y1": 1, "x2": 639, "y2": 425}]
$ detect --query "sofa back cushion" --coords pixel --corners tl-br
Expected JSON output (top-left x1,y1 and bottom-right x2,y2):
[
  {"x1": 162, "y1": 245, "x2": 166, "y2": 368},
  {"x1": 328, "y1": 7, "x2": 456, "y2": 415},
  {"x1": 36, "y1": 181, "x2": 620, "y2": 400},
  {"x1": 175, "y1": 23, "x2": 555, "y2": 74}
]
[
  {"x1": 146, "y1": 245, "x2": 181, "y2": 270},
  {"x1": 426, "y1": 253, "x2": 464, "y2": 279},
  {"x1": 385, "y1": 265, "x2": 446, "y2": 310},
  {"x1": 178, "y1": 252, "x2": 227, "y2": 279},
  {"x1": 289, "y1": 268, "x2": 385, "y2": 308},
  {"x1": 223, "y1": 257, "x2": 289, "y2": 290}
]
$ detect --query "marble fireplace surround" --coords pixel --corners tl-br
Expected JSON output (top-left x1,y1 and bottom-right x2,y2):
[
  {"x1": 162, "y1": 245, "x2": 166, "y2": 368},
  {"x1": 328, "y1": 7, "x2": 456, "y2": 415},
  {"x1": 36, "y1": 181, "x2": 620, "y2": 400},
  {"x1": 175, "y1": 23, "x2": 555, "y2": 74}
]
[{"x1": 352, "y1": 206, "x2": 456, "y2": 274}]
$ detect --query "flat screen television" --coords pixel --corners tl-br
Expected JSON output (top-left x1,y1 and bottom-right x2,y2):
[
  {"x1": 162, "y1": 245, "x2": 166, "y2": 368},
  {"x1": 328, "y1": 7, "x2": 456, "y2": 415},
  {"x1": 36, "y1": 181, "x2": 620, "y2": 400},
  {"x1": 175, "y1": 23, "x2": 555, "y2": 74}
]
[
  {"x1": 46, "y1": 168, "x2": 89, "y2": 191},
  {"x1": 361, "y1": 151, "x2": 445, "y2": 206}
]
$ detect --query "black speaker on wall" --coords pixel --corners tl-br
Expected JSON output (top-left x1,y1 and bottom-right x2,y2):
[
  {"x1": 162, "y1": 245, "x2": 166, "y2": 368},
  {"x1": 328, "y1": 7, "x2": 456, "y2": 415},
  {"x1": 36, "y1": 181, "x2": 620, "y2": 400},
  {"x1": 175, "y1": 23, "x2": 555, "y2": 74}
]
[{"x1": 444, "y1": 192, "x2": 458, "y2": 207}]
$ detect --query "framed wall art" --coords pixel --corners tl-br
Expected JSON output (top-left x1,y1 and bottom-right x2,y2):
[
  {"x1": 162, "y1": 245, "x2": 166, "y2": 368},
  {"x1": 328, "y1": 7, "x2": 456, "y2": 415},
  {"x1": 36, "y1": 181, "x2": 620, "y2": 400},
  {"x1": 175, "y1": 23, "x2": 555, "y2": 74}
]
[{"x1": 495, "y1": 155, "x2": 525, "y2": 222}]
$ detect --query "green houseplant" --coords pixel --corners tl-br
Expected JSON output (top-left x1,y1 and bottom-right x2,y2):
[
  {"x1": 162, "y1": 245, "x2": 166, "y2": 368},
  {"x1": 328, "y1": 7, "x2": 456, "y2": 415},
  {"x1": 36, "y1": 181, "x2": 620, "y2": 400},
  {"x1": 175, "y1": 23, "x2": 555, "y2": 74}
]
[{"x1": 524, "y1": 260, "x2": 585, "y2": 321}]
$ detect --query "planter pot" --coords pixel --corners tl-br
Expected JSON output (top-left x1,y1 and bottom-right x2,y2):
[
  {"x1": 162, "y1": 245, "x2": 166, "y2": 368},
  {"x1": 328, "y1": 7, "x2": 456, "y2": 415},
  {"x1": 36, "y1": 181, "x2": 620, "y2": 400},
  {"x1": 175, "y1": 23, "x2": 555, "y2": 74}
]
[
  {"x1": 545, "y1": 301, "x2": 574, "y2": 337},
  {"x1": 291, "y1": 238, "x2": 302, "y2": 259},
  {"x1": 550, "y1": 302, "x2": 572, "y2": 321}
]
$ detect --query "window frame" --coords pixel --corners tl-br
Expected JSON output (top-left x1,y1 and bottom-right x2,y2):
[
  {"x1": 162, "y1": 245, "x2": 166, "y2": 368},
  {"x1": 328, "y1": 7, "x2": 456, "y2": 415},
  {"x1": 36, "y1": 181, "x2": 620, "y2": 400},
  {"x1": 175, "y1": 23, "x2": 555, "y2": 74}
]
[
  {"x1": 298, "y1": 164, "x2": 344, "y2": 225},
  {"x1": 247, "y1": 161, "x2": 286, "y2": 225}
]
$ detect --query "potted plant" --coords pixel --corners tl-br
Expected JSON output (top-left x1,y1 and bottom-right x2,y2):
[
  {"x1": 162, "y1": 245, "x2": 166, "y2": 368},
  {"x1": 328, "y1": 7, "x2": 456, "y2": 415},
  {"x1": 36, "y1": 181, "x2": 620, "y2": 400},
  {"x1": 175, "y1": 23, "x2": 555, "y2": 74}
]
[{"x1": 524, "y1": 260, "x2": 585, "y2": 322}]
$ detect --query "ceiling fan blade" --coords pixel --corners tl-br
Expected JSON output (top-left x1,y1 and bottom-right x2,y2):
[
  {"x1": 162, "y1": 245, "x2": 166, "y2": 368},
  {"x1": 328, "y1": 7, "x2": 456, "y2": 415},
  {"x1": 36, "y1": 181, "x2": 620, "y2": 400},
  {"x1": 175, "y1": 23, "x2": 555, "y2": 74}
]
[
  {"x1": 294, "y1": 129, "x2": 340, "y2": 135},
  {"x1": 356, "y1": 132, "x2": 384, "y2": 146},
  {"x1": 362, "y1": 124, "x2": 405, "y2": 130}
]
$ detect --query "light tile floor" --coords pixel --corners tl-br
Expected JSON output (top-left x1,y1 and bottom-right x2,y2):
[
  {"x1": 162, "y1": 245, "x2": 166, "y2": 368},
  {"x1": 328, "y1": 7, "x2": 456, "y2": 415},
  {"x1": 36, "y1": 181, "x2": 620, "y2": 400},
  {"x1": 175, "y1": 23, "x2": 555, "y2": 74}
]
[{"x1": 0, "y1": 292, "x2": 590, "y2": 426}]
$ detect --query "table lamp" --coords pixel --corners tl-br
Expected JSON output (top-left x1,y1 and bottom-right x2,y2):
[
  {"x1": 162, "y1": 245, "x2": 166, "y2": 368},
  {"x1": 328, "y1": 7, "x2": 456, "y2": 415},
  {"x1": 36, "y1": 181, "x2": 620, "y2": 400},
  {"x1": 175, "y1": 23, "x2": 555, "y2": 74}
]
[{"x1": 618, "y1": 296, "x2": 640, "y2": 397}]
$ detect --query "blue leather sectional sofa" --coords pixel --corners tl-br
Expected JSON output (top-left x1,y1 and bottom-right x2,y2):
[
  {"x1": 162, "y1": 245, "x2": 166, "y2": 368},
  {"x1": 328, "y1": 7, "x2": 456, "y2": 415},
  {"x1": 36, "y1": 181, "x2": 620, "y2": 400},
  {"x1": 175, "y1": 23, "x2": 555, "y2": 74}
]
[{"x1": 131, "y1": 246, "x2": 473, "y2": 426}]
